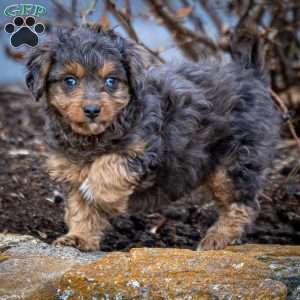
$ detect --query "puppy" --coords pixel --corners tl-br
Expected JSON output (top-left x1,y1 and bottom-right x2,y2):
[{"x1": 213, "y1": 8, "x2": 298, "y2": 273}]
[{"x1": 26, "y1": 25, "x2": 280, "y2": 251}]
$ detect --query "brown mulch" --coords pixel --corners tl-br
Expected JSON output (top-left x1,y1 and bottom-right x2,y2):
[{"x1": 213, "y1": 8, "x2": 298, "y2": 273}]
[{"x1": 0, "y1": 85, "x2": 299, "y2": 251}]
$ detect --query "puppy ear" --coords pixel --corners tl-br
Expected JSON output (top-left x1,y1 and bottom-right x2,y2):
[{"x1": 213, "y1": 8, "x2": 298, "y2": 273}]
[
  {"x1": 117, "y1": 38, "x2": 159, "y2": 93},
  {"x1": 26, "y1": 47, "x2": 52, "y2": 101}
]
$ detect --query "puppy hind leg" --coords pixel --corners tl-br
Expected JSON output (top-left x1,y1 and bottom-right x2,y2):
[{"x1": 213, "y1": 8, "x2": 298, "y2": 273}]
[
  {"x1": 198, "y1": 167, "x2": 258, "y2": 250},
  {"x1": 53, "y1": 190, "x2": 109, "y2": 251}
]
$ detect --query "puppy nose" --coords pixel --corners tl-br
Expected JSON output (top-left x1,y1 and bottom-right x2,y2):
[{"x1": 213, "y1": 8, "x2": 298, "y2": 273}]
[{"x1": 83, "y1": 104, "x2": 101, "y2": 120}]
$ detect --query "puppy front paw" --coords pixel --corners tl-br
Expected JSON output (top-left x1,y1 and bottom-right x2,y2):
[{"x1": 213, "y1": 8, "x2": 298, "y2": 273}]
[
  {"x1": 53, "y1": 234, "x2": 100, "y2": 252},
  {"x1": 197, "y1": 231, "x2": 233, "y2": 251}
]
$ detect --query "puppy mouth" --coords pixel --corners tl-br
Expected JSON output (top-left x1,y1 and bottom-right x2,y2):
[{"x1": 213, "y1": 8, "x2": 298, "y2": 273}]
[
  {"x1": 88, "y1": 121, "x2": 103, "y2": 134},
  {"x1": 70, "y1": 119, "x2": 106, "y2": 136}
]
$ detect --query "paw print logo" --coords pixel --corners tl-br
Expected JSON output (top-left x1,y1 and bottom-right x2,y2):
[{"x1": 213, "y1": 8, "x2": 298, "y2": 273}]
[{"x1": 4, "y1": 16, "x2": 45, "y2": 47}]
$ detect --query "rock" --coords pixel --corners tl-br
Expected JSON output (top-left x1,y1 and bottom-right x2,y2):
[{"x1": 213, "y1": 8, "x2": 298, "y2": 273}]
[
  {"x1": 0, "y1": 234, "x2": 105, "y2": 300},
  {"x1": 1, "y1": 234, "x2": 300, "y2": 300},
  {"x1": 58, "y1": 245, "x2": 300, "y2": 300},
  {"x1": 227, "y1": 244, "x2": 300, "y2": 300}
]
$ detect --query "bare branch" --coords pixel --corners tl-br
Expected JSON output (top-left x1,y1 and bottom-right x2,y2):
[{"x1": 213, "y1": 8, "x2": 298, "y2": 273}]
[
  {"x1": 106, "y1": 0, "x2": 139, "y2": 42},
  {"x1": 71, "y1": 0, "x2": 78, "y2": 17},
  {"x1": 236, "y1": 0, "x2": 255, "y2": 29},
  {"x1": 105, "y1": 0, "x2": 164, "y2": 63},
  {"x1": 81, "y1": 0, "x2": 98, "y2": 24},
  {"x1": 198, "y1": 0, "x2": 223, "y2": 33},
  {"x1": 181, "y1": 0, "x2": 205, "y2": 32},
  {"x1": 270, "y1": 88, "x2": 300, "y2": 153},
  {"x1": 52, "y1": 0, "x2": 77, "y2": 25},
  {"x1": 148, "y1": 0, "x2": 218, "y2": 60}
]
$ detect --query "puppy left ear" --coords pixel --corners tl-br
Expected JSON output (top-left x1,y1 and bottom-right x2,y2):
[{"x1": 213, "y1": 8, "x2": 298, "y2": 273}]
[
  {"x1": 26, "y1": 47, "x2": 52, "y2": 101},
  {"x1": 117, "y1": 38, "x2": 159, "y2": 93}
]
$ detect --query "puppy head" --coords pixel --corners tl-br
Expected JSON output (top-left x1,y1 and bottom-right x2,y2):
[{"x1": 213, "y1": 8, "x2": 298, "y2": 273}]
[{"x1": 26, "y1": 25, "x2": 154, "y2": 135}]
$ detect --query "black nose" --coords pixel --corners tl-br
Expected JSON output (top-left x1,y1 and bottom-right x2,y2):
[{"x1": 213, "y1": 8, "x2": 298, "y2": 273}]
[{"x1": 83, "y1": 104, "x2": 101, "y2": 120}]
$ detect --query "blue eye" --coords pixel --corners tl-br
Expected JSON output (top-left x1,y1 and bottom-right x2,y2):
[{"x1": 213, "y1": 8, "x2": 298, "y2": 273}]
[
  {"x1": 64, "y1": 77, "x2": 77, "y2": 88},
  {"x1": 105, "y1": 77, "x2": 117, "y2": 90}
]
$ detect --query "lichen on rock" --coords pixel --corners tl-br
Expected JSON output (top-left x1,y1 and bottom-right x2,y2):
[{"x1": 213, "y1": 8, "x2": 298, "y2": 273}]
[
  {"x1": 58, "y1": 247, "x2": 291, "y2": 299},
  {"x1": 1, "y1": 234, "x2": 300, "y2": 300}
]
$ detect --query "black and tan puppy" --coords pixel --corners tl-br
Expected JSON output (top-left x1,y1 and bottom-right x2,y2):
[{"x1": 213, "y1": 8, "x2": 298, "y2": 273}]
[{"x1": 26, "y1": 25, "x2": 280, "y2": 251}]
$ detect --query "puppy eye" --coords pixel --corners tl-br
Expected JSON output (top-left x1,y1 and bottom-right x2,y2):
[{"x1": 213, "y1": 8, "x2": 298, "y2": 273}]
[
  {"x1": 105, "y1": 77, "x2": 118, "y2": 90},
  {"x1": 64, "y1": 76, "x2": 78, "y2": 88}
]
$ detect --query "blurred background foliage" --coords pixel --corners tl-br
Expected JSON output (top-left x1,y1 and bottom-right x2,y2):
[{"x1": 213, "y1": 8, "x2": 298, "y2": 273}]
[{"x1": 0, "y1": 0, "x2": 299, "y2": 142}]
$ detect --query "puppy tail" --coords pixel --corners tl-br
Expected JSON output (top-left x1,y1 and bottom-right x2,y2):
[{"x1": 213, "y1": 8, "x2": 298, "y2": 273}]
[{"x1": 231, "y1": 25, "x2": 268, "y2": 83}]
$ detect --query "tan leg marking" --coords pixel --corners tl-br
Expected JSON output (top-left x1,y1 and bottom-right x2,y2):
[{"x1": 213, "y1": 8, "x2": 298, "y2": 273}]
[
  {"x1": 47, "y1": 152, "x2": 139, "y2": 251},
  {"x1": 46, "y1": 153, "x2": 89, "y2": 185},
  {"x1": 80, "y1": 154, "x2": 138, "y2": 215},
  {"x1": 198, "y1": 168, "x2": 255, "y2": 250},
  {"x1": 199, "y1": 203, "x2": 255, "y2": 250},
  {"x1": 47, "y1": 153, "x2": 106, "y2": 251},
  {"x1": 53, "y1": 190, "x2": 108, "y2": 251}
]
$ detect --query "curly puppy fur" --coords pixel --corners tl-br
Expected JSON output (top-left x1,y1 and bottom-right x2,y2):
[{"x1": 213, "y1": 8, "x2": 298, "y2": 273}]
[{"x1": 26, "y1": 25, "x2": 280, "y2": 251}]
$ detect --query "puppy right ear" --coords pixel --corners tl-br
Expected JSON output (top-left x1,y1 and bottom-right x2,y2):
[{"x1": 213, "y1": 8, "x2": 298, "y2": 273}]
[{"x1": 26, "y1": 47, "x2": 52, "y2": 101}]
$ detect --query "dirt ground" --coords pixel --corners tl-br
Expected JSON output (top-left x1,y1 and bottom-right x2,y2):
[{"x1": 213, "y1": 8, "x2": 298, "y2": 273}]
[{"x1": 0, "y1": 84, "x2": 299, "y2": 252}]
